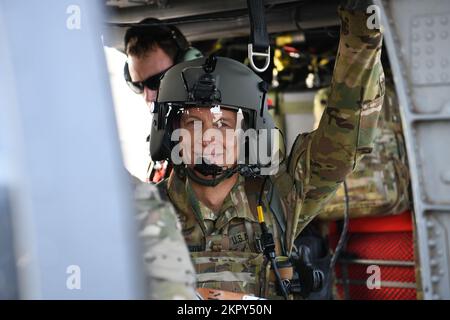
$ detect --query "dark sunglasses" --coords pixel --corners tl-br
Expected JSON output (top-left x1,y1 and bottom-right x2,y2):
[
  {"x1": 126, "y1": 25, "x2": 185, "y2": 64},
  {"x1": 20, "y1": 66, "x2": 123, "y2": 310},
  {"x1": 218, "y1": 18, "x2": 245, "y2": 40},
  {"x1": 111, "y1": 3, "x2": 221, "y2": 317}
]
[{"x1": 124, "y1": 62, "x2": 167, "y2": 94}]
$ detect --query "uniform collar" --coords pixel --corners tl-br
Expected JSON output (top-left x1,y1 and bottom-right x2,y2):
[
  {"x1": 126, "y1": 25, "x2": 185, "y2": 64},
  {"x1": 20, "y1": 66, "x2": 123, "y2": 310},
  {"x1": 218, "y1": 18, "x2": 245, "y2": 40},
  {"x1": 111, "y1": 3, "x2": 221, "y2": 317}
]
[{"x1": 167, "y1": 172, "x2": 258, "y2": 229}]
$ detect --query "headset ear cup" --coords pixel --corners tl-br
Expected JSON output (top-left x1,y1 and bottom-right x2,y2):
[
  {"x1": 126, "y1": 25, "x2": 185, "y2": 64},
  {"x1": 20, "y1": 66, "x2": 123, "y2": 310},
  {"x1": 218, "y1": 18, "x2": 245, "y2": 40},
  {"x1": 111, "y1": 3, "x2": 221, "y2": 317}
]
[
  {"x1": 168, "y1": 26, "x2": 189, "y2": 55},
  {"x1": 178, "y1": 47, "x2": 203, "y2": 63},
  {"x1": 123, "y1": 62, "x2": 131, "y2": 82}
]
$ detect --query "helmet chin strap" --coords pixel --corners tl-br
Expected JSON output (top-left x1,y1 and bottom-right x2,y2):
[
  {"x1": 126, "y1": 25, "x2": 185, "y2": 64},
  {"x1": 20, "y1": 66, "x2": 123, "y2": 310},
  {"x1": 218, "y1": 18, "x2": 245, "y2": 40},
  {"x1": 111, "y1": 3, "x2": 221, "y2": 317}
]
[
  {"x1": 193, "y1": 160, "x2": 226, "y2": 176},
  {"x1": 186, "y1": 166, "x2": 236, "y2": 187},
  {"x1": 175, "y1": 157, "x2": 267, "y2": 187},
  {"x1": 186, "y1": 159, "x2": 237, "y2": 187}
]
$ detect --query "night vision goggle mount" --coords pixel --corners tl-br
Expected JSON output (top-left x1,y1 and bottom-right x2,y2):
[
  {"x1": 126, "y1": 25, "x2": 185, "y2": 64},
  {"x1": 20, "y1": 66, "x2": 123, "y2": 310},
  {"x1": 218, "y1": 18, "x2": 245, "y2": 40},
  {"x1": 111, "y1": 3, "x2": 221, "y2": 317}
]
[{"x1": 187, "y1": 55, "x2": 221, "y2": 105}]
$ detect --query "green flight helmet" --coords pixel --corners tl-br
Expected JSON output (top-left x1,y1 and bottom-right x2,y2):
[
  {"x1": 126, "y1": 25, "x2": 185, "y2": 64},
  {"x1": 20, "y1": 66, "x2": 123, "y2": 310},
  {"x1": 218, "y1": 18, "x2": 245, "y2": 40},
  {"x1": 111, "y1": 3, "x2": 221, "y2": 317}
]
[{"x1": 149, "y1": 55, "x2": 276, "y2": 181}]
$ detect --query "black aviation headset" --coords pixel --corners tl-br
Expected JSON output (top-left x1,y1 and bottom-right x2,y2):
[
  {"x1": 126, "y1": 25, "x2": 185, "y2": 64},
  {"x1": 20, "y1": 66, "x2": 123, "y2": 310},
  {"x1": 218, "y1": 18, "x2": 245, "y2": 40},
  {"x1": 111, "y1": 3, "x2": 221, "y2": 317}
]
[{"x1": 123, "y1": 18, "x2": 201, "y2": 93}]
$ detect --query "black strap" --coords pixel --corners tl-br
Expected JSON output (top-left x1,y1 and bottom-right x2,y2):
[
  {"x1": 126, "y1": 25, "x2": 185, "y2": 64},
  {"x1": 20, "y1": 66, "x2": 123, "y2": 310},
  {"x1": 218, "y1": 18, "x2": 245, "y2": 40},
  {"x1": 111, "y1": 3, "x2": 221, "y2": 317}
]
[
  {"x1": 247, "y1": 0, "x2": 269, "y2": 52},
  {"x1": 267, "y1": 180, "x2": 287, "y2": 255},
  {"x1": 186, "y1": 166, "x2": 236, "y2": 187},
  {"x1": 155, "y1": 179, "x2": 169, "y2": 201},
  {"x1": 245, "y1": 176, "x2": 287, "y2": 256}
]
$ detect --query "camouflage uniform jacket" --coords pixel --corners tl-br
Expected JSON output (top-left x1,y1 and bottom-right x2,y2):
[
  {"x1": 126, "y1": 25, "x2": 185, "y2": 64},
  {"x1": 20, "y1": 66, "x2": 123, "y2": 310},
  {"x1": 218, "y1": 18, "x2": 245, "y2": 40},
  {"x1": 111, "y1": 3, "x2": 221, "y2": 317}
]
[{"x1": 160, "y1": 7, "x2": 385, "y2": 298}]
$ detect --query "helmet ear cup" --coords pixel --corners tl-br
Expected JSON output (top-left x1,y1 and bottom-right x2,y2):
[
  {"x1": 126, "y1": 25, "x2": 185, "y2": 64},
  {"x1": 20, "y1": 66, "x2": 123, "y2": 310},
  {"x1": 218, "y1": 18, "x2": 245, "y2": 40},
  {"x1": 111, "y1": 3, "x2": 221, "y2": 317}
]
[
  {"x1": 238, "y1": 109, "x2": 274, "y2": 167},
  {"x1": 149, "y1": 103, "x2": 172, "y2": 161},
  {"x1": 149, "y1": 122, "x2": 170, "y2": 161}
]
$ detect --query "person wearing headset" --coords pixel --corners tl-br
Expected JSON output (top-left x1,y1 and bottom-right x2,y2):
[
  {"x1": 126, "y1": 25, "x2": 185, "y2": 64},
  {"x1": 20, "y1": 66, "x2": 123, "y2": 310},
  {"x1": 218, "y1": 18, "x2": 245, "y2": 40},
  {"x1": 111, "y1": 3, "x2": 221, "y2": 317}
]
[
  {"x1": 124, "y1": 18, "x2": 203, "y2": 110},
  {"x1": 123, "y1": 18, "x2": 203, "y2": 183}
]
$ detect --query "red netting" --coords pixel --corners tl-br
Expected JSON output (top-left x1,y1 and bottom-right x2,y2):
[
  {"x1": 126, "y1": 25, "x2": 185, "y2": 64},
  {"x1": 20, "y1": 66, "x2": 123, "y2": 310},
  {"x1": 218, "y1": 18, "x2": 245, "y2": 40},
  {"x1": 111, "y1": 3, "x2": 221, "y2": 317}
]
[
  {"x1": 331, "y1": 231, "x2": 417, "y2": 300},
  {"x1": 336, "y1": 284, "x2": 417, "y2": 300},
  {"x1": 330, "y1": 232, "x2": 414, "y2": 261}
]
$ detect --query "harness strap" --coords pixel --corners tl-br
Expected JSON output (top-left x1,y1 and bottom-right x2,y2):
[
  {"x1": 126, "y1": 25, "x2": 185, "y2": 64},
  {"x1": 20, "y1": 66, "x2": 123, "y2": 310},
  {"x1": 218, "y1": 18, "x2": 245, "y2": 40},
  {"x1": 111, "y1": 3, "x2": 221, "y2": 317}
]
[
  {"x1": 247, "y1": 0, "x2": 271, "y2": 73},
  {"x1": 267, "y1": 181, "x2": 287, "y2": 255},
  {"x1": 186, "y1": 182, "x2": 208, "y2": 244},
  {"x1": 244, "y1": 177, "x2": 287, "y2": 256}
]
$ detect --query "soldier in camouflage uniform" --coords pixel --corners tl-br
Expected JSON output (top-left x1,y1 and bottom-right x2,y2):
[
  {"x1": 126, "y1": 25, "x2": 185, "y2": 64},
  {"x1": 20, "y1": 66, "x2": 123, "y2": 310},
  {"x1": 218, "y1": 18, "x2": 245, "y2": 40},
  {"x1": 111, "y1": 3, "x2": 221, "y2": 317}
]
[
  {"x1": 133, "y1": 177, "x2": 197, "y2": 299},
  {"x1": 149, "y1": 2, "x2": 385, "y2": 299}
]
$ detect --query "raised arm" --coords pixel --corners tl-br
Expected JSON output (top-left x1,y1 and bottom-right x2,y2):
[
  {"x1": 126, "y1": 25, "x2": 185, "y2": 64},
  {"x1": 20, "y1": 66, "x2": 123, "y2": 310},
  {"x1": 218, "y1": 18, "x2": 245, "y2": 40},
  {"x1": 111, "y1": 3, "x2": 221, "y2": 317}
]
[{"x1": 289, "y1": 4, "x2": 385, "y2": 238}]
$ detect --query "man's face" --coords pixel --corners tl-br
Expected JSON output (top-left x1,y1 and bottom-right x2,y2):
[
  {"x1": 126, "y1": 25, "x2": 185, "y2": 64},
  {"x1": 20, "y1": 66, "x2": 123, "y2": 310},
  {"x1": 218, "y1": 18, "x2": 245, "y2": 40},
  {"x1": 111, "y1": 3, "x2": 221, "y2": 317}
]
[
  {"x1": 127, "y1": 46, "x2": 173, "y2": 109},
  {"x1": 179, "y1": 107, "x2": 241, "y2": 171}
]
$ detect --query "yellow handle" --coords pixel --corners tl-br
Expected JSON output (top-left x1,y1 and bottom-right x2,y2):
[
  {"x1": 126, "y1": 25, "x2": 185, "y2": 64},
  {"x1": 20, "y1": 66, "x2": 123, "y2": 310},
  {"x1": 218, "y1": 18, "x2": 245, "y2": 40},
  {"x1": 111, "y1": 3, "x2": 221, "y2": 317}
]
[{"x1": 257, "y1": 205, "x2": 265, "y2": 223}]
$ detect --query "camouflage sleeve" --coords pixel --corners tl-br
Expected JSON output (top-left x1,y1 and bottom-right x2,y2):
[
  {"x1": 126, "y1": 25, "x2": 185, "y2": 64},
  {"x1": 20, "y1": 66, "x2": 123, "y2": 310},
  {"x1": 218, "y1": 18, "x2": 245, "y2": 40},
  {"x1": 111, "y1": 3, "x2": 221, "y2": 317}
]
[
  {"x1": 290, "y1": 7, "x2": 385, "y2": 236},
  {"x1": 134, "y1": 180, "x2": 197, "y2": 300}
]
